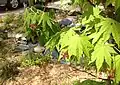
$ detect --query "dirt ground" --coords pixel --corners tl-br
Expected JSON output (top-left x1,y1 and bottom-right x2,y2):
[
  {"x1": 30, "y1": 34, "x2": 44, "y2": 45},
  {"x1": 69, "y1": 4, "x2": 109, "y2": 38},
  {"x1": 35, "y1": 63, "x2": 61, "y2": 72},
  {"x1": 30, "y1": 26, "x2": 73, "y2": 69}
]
[
  {"x1": 0, "y1": 39, "x2": 98, "y2": 85},
  {"x1": 3, "y1": 63, "x2": 98, "y2": 85}
]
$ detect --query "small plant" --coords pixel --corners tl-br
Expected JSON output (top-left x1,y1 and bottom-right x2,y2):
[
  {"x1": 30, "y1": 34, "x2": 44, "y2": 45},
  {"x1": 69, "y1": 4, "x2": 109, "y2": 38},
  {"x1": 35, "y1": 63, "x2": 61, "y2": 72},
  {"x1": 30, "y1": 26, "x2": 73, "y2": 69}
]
[
  {"x1": 21, "y1": 52, "x2": 51, "y2": 67},
  {"x1": 0, "y1": 13, "x2": 24, "y2": 33},
  {"x1": 3, "y1": 14, "x2": 15, "y2": 24},
  {"x1": 24, "y1": 7, "x2": 60, "y2": 45}
]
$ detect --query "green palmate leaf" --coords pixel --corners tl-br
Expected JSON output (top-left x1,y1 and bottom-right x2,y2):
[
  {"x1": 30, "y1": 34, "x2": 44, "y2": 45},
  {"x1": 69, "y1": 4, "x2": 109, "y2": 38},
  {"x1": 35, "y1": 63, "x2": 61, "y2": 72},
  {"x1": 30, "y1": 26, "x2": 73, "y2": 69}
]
[
  {"x1": 113, "y1": 55, "x2": 120, "y2": 83},
  {"x1": 68, "y1": 34, "x2": 93, "y2": 59},
  {"x1": 68, "y1": 34, "x2": 83, "y2": 58},
  {"x1": 82, "y1": 15, "x2": 94, "y2": 25},
  {"x1": 59, "y1": 29, "x2": 76, "y2": 50},
  {"x1": 56, "y1": 28, "x2": 93, "y2": 62},
  {"x1": 92, "y1": 29, "x2": 105, "y2": 44},
  {"x1": 93, "y1": 6, "x2": 101, "y2": 16},
  {"x1": 82, "y1": 36, "x2": 93, "y2": 57},
  {"x1": 92, "y1": 18, "x2": 120, "y2": 46},
  {"x1": 82, "y1": 7, "x2": 102, "y2": 35},
  {"x1": 90, "y1": 41, "x2": 114, "y2": 71},
  {"x1": 82, "y1": 6, "x2": 101, "y2": 19},
  {"x1": 45, "y1": 28, "x2": 69, "y2": 51}
]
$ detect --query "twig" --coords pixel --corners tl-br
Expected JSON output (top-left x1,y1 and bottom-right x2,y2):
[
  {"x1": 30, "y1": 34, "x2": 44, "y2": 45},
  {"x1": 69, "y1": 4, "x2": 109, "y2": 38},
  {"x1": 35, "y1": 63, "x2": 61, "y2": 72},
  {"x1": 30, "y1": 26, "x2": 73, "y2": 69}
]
[{"x1": 70, "y1": 65, "x2": 111, "y2": 81}]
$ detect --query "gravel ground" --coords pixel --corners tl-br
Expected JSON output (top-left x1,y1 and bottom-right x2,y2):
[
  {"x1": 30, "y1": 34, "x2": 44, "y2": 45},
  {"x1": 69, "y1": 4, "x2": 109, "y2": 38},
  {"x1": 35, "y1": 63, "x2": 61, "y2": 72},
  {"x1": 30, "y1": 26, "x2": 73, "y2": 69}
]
[
  {"x1": 0, "y1": 7, "x2": 24, "y2": 17},
  {"x1": 4, "y1": 63, "x2": 98, "y2": 85}
]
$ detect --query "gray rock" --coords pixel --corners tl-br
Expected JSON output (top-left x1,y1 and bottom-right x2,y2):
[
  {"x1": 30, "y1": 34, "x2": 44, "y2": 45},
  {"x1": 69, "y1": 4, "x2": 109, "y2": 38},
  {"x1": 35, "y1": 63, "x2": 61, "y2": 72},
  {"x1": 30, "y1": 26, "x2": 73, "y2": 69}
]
[
  {"x1": 21, "y1": 37, "x2": 27, "y2": 41},
  {"x1": 7, "y1": 32, "x2": 16, "y2": 38},
  {"x1": 15, "y1": 44, "x2": 29, "y2": 52},
  {"x1": 69, "y1": 6, "x2": 81, "y2": 13},
  {"x1": 52, "y1": 50, "x2": 59, "y2": 59},
  {"x1": 15, "y1": 42, "x2": 38, "y2": 52},
  {"x1": 28, "y1": 42, "x2": 38, "y2": 48},
  {"x1": 17, "y1": 40, "x2": 27, "y2": 45},
  {"x1": 68, "y1": 23, "x2": 81, "y2": 27},
  {"x1": 43, "y1": 49, "x2": 50, "y2": 55},
  {"x1": 33, "y1": 44, "x2": 45, "y2": 53},
  {"x1": 7, "y1": 32, "x2": 24, "y2": 39},
  {"x1": 60, "y1": 60, "x2": 70, "y2": 65},
  {"x1": 44, "y1": 49, "x2": 59, "y2": 59},
  {"x1": 15, "y1": 33, "x2": 23, "y2": 39},
  {"x1": 59, "y1": 18, "x2": 72, "y2": 26}
]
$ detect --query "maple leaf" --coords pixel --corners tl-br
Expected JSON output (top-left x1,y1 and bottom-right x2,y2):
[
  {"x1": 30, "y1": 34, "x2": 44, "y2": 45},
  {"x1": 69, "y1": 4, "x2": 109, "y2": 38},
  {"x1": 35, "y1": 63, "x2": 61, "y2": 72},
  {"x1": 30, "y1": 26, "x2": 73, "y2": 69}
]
[
  {"x1": 59, "y1": 29, "x2": 76, "y2": 50},
  {"x1": 90, "y1": 40, "x2": 116, "y2": 71},
  {"x1": 66, "y1": 34, "x2": 93, "y2": 62},
  {"x1": 92, "y1": 18, "x2": 120, "y2": 47}
]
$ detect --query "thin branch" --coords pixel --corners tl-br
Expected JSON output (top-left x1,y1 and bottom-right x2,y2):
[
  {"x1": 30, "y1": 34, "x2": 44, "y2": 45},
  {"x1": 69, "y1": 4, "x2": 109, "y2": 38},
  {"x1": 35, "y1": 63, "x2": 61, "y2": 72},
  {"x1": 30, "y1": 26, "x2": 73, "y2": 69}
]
[{"x1": 70, "y1": 65, "x2": 111, "y2": 81}]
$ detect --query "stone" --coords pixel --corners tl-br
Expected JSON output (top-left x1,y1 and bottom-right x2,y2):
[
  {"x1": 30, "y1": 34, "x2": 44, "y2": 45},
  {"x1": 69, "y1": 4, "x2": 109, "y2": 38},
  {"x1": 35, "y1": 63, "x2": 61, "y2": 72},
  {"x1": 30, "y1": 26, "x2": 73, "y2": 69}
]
[
  {"x1": 17, "y1": 40, "x2": 27, "y2": 45},
  {"x1": 59, "y1": 18, "x2": 73, "y2": 26},
  {"x1": 15, "y1": 44, "x2": 29, "y2": 52},
  {"x1": 60, "y1": 60, "x2": 70, "y2": 65},
  {"x1": 7, "y1": 32, "x2": 16, "y2": 38},
  {"x1": 52, "y1": 49, "x2": 59, "y2": 59},
  {"x1": 33, "y1": 44, "x2": 45, "y2": 53},
  {"x1": 15, "y1": 33, "x2": 23, "y2": 39},
  {"x1": 43, "y1": 48, "x2": 59, "y2": 59},
  {"x1": 28, "y1": 42, "x2": 38, "y2": 48}
]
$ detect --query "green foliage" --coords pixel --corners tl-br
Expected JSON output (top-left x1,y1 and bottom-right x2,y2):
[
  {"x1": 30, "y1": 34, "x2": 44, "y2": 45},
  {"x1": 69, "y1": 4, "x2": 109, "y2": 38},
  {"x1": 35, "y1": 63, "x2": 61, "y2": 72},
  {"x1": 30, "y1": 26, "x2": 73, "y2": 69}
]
[
  {"x1": 24, "y1": 7, "x2": 60, "y2": 45},
  {"x1": 46, "y1": 27, "x2": 93, "y2": 64},
  {"x1": 46, "y1": 0, "x2": 120, "y2": 84},
  {"x1": 82, "y1": 6, "x2": 120, "y2": 83},
  {"x1": 3, "y1": 14, "x2": 15, "y2": 24},
  {"x1": 91, "y1": 18, "x2": 120, "y2": 46},
  {"x1": 90, "y1": 40, "x2": 115, "y2": 71},
  {"x1": 0, "y1": 13, "x2": 24, "y2": 33},
  {"x1": 21, "y1": 52, "x2": 51, "y2": 67}
]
